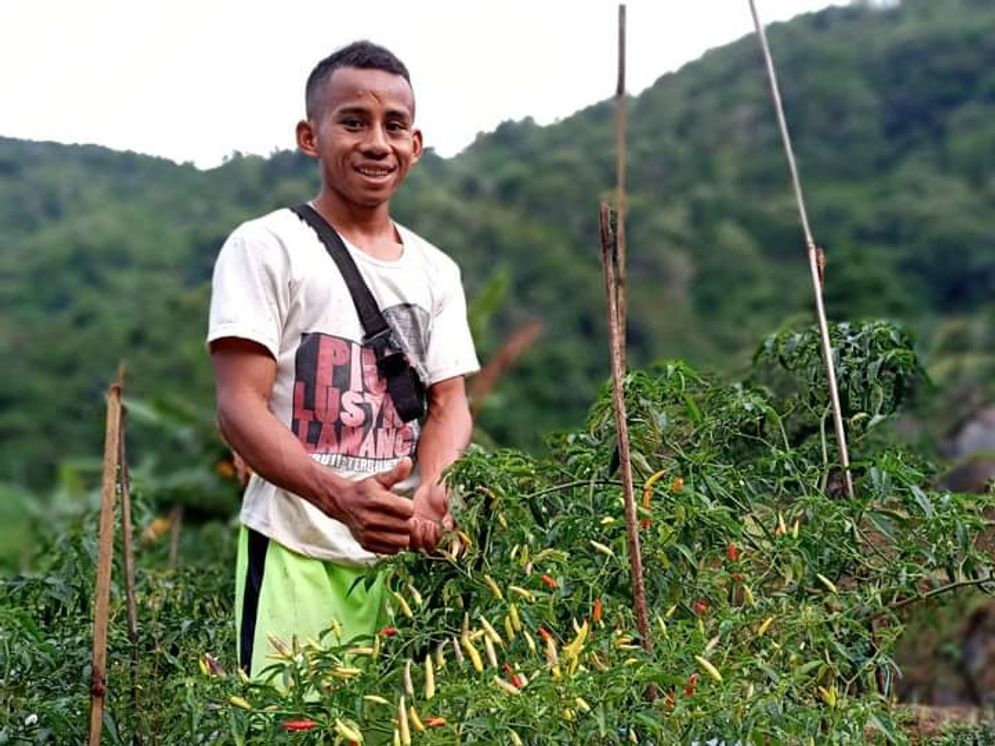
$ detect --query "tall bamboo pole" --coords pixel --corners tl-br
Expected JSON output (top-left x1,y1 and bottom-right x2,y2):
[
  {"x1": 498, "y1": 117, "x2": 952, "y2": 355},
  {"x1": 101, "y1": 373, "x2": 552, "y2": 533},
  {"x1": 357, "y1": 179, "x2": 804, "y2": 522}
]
[
  {"x1": 598, "y1": 203, "x2": 651, "y2": 653},
  {"x1": 614, "y1": 3, "x2": 629, "y2": 352},
  {"x1": 747, "y1": 0, "x2": 854, "y2": 498},
  {"x1": 118, "y1": 409, "x2": 143, "y2": 744},
  {"x1": 89, "y1": 364, "x2": 125, "y2": 746}
]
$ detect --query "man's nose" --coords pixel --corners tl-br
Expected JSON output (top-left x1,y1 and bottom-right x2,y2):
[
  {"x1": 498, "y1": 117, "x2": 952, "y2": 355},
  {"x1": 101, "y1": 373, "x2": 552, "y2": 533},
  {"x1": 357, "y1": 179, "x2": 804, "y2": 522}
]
[{"x1": 362, "y1": 125, "x2": 390, "y2": 156}]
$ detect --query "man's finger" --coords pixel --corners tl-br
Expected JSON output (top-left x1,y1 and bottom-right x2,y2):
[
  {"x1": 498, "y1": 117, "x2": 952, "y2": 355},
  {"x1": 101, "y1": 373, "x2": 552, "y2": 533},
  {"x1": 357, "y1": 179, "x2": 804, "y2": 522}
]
[
  {"x1": 374, "y1": 457, "x2": 413, "y2": 489},
  {"x1": 363, "y1": 530, "x2": 410, "y2": 555}
]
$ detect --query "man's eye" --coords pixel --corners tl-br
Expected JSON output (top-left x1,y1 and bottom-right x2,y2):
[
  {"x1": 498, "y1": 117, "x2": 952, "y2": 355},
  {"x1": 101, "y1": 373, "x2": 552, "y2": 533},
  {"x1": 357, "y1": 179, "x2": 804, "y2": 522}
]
[
  {"x1": 387, "y1": 121, "x2": 408, "y2": 133},
  {"x1": 342, "y1": 118, "x2": 364, "y2": 129}
]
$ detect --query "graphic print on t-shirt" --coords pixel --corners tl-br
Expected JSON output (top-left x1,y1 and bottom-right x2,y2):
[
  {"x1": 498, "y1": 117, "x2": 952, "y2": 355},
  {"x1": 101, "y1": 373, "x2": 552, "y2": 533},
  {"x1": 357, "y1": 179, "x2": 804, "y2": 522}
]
[{"x1": 291, "y1": 305, "x2": 429, "y2": 474}]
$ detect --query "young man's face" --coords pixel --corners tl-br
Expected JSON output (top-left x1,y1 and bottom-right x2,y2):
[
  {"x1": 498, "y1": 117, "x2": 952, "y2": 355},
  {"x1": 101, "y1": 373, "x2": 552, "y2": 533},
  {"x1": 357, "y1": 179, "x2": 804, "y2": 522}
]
[{"x1": 299, "y1": 66, "x2": 423, "y2": 210}]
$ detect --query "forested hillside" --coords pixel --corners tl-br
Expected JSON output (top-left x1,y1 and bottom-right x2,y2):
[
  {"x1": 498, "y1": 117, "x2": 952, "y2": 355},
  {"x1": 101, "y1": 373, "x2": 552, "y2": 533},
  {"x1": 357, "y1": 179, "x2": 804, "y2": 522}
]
[{"x1": 1, "y1": 0, "x2": 993, "y2": 490}]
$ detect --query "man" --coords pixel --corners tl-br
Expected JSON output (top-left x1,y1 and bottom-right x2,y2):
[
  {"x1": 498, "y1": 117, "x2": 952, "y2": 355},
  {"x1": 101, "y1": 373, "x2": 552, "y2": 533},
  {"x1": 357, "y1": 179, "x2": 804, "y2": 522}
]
[{"x1": 207, "y1": 41, "x2": 479, "y2": 677}]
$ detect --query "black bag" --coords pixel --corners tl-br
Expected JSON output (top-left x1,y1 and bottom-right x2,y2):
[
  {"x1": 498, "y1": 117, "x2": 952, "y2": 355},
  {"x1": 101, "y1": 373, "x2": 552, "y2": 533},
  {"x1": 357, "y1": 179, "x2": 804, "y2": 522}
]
[{"x1": 290, "y1": 204, "x2": 426, "y2": 423}]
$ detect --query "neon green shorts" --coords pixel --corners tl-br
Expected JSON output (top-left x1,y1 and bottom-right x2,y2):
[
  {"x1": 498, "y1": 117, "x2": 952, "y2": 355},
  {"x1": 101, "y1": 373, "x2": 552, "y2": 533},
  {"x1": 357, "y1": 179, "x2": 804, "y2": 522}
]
[{"x1": 234, "y1": 526, "x2": 387, "y2": 678}]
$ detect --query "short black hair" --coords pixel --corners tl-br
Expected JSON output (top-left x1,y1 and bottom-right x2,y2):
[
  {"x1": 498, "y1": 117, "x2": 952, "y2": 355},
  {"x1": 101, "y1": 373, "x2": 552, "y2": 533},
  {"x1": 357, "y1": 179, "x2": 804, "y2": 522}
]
[{"x1": 305, "y1": 41, "x2": 412, "y2": 119}]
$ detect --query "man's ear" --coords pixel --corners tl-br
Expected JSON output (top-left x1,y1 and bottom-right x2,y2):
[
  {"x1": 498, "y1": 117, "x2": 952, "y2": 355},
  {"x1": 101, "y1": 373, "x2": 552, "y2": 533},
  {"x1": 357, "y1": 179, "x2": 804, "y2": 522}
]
[
  {"x1": 296, "y1": 119, "x2": 318, "y2": 159},
  {"x1": 410, "y1": 128, "x2": 424, "y2": 165}
]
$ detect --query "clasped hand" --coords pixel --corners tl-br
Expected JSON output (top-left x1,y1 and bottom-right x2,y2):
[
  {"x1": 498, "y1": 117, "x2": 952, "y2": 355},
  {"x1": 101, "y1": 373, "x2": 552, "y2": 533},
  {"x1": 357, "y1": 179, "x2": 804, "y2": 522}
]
[{"x1": 334, "y1": 458, "x2": 451, "y2": 555}]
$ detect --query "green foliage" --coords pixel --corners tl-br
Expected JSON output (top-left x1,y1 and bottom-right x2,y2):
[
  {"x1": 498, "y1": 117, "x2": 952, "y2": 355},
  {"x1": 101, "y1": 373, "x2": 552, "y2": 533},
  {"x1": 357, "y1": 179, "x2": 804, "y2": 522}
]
[{"x1": 4, "y1": 321, "x2": 993, "y2": 743}]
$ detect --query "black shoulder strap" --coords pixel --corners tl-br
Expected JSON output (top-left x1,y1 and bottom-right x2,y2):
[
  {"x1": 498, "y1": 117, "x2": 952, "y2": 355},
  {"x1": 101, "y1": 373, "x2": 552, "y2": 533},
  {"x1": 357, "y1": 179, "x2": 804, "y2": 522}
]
[{"x1": 289, "y1": 203, "x2": 390, "y2": 341}]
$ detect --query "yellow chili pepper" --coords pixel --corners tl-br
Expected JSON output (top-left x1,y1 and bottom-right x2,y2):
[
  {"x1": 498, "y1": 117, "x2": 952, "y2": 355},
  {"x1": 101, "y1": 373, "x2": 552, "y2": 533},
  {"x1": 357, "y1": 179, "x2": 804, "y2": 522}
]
[
  {"x1": 397, "y1": 696, "x2": 411, "y2": 746},
  {"x1": 757, "y1": 616, "x2": 775, "y2": 637},
  {"x1": 815, "y1": 573, "x2": 838, "y2": 594},
  {"x1": 523, "y1": 629, "x2": 537, "y2": 655},
  {"x1": 480, "y1": 616, "x2": 504, "y2": 646},
  {"x1": 424, "y1": 656, "x2": 435, "y2": 700},
  {"x1": 483, "y1": 574, "x2": 504, "y2": 601},
  {"x1": 504, "y1": 615, "x2": 516, "y2": 643},
  {"x1": 228, "y1": 696, "x2": 251, "y2": 710},
  {"x1": 484, "y1": 635, "x2": 499, "y2": 669},
  {"x1": 392, "y1": 591, "x2": 413, "y2": 619},
  {"x1": 743, "y1": 584, "x2": 756, "y2": 607},
  {"x1": 461, "y1": 635, "x2": 484, "y2": 673},
  {"x1": 509, "y1": 585, "x2": 535, "y2": 602},
  {"x1": 406, "y1": 583, "x2": 424, "y2": 607},
  {"x1": 334, "y1": 719, "x2": 364, "y2": 743},
  {"x1": 695, "y1": 655, "x2": 723, "y2": 683},
  {"x1": 509, "y1": 603, "x2": 522, "y2": 632},
  {"x1": 494, "y1": 675, "x2": 521, "y2": 695},
  {"x1": 403, "y1": 659, "x2": 414, "y2": 696},
  {"x1": 589, "y1": 540, "x2": 615, "y2": 558},
  {"x1": 408, "y1": 705, "x2": 426, "y2": 732}
]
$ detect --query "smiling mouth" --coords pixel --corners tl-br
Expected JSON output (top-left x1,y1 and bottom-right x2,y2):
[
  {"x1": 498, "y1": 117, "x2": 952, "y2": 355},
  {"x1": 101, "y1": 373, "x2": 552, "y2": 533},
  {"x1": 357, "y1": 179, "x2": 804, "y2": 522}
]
[{"x1": 356, "y1": 166, "x2": 394, "y2": 178}]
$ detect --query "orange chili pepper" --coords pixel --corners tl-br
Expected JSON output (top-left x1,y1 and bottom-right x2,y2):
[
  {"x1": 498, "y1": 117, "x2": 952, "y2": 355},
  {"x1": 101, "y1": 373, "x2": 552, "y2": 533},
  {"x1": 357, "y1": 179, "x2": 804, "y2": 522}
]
[
  {"x1": 593, "y1": 597, "x2": 603, "y2": 623},
  {"x1": 537, "y1": 626, "x2": 552, "y2": 643},
  {"x1": 540, "y1": 574, "x2": 557, "y2": 590}
]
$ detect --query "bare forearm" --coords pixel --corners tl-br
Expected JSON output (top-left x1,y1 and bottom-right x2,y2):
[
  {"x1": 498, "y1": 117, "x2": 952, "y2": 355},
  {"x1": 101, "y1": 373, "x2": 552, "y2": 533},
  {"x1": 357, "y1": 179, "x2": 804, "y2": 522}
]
[
  {"x1": 216, "y1": 393, "x2": 348, "y2": 518},
  {"x1": 416, "y1": 386, "x2": 473, "y2": 483}
]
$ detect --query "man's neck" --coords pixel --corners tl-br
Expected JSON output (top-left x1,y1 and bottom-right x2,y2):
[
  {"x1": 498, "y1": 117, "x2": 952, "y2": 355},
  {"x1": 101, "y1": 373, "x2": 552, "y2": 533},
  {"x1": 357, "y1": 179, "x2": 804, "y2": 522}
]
[{"x1": 311, "y1": 190, "x2": 400, "y2": 258}]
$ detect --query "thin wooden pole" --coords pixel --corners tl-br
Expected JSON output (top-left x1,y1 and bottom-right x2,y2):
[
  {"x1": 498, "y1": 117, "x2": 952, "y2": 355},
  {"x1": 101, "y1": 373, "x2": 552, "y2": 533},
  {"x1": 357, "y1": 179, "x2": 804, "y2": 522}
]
[
  {"x1": 167, "y1": 504, "x2": 184, "y2": 570},
  {"x1": 118, "y1": 409, "x2": 143, "y2": 745},
  {"x1": 89, "y1": 364, "x2": 125, "y2": 746},
  {"x1": 614, "y1": 3, "x2": 629, "y2": 353},
  {"x1": 598, "y1": 202, "x2": 651, "y2": 654},
  {"x1": 747, "y1": 0, "x2": 854, "y2": 499}
]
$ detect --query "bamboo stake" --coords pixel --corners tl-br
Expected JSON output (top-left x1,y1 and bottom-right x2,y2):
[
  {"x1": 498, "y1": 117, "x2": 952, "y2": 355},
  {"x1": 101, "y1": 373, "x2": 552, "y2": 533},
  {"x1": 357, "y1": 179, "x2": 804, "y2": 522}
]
[
  {"x1": 89, "y1": 364, "x2": 125, "y2": 746},
  {"x1": 614, "y1": 3, "x2": 629, "y2": 353},
  {"x1": 598, "y1": 202, "x2": 651, "y2": 654},
  {"x1": 118, "y1": 409, "x2": 143, "y2": 744},
  {"x1": 747, "y1": 0, "x2": 854, "y2": 499}
]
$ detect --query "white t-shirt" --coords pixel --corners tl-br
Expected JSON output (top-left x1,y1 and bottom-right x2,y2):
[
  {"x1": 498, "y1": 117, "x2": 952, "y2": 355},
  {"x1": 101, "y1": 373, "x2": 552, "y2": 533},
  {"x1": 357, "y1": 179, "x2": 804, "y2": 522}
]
[{"x1": 207, "y1": 207, "x2": 479, "y2": 565}]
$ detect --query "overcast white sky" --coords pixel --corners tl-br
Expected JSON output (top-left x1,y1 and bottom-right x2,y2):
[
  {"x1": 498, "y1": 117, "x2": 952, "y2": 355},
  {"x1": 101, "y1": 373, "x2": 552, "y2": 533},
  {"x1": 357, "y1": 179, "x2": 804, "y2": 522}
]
[{"x1": 1, "y1": 0, "x2": 845, "y2": 169}]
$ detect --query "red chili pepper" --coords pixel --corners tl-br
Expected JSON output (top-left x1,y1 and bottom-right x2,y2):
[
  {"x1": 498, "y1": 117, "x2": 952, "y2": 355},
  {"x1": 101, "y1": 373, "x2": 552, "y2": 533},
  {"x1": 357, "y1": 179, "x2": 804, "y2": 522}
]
[
  {"x1": 425, "y1": 717, "x2": 447, "y2": 728},
  {"x1": 282, "y1": 720, "x2": 317, "y2": 731},
  {"x1": 380, "y1": 626, "x2": 397, "y2": 637},
  {"x1": 727, "y1": 543, "x2": 740, "y2": 562},
  {"x1": 540, "y1": 574, "x2": 557, "y2": 590},
  {"x1": 537, "y1": 626, "x2": 552, "y2": 643},
  {"x1": 640, "y1": 518, "x2": 651, "y2": 530},
  {"x1": 684, "y1": 672, "x2": 699, "y2": 696},
  {"x1": 593, "y1": 597, "x2": 603, "y2": 623},
  {"x1": 692, "y1": 599, "x2": 709, "y2": 616}
]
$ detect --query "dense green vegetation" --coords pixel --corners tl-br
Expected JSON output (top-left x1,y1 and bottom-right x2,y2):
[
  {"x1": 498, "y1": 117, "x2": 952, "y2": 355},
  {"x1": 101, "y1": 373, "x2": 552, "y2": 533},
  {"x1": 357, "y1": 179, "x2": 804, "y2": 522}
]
[
  {"x1": 4, "y1": 321, "x2": 995, "y2": 743},
  {"x1": 1, "y1": 0, "x2": 993, "y2": 494}
]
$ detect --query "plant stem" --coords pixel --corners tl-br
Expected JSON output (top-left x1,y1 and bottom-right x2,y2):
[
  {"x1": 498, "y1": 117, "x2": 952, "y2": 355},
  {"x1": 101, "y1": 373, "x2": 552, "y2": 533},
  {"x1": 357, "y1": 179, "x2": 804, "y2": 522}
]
[{"x1": 889, "y1": 575, "x2": 995, "y2": 610}]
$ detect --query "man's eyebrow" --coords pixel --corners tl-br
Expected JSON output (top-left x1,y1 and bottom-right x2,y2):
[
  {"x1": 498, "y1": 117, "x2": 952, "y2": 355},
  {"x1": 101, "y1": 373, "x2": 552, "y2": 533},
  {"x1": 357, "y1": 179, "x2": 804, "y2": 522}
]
[{"x1": 332, "y1": 105, "x2": 411, "y2": 120}]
